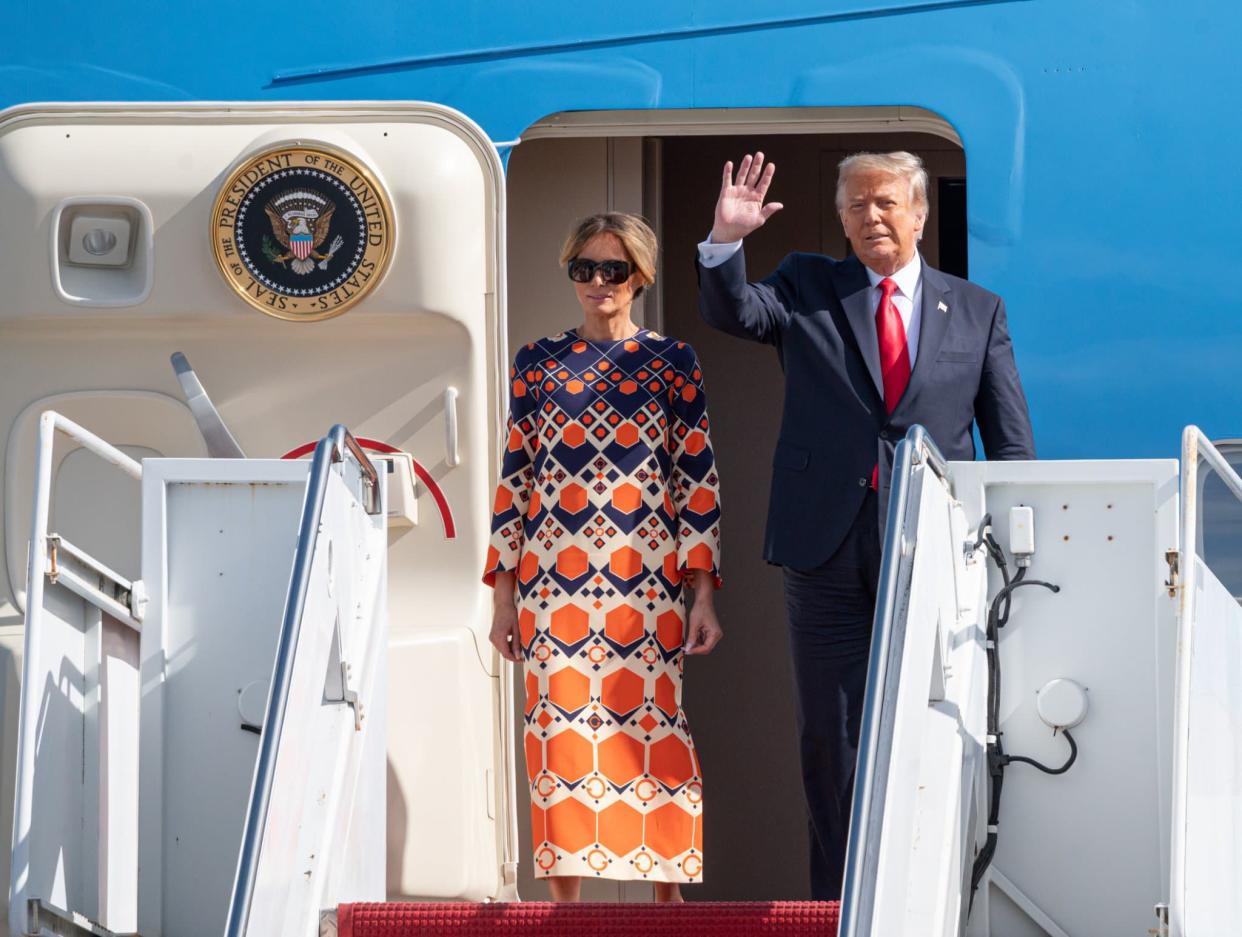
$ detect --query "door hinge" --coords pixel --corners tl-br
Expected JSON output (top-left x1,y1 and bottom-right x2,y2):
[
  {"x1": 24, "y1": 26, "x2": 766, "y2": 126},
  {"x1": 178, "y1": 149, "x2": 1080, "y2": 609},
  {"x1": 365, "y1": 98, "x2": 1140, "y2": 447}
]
[
  {"x1": 130, "y1": 579, "x2": 149, "y2": 621},
  {"x1": 1164, "y1": 550, "x2": 1180, "y2": 598},
  {"x1": 1150, "y1": 902, "x2": 1169, "y2": 937},
  {"x1": 323, "y1": 615, "x2": 363, "y2": 731}
]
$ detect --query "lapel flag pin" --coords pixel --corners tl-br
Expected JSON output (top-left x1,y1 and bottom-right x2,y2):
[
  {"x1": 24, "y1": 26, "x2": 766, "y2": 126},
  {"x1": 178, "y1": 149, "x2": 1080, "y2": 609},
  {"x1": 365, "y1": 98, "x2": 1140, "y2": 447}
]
[{"x1": 938, "y1": 301, "x2": 949, "y2": 313}]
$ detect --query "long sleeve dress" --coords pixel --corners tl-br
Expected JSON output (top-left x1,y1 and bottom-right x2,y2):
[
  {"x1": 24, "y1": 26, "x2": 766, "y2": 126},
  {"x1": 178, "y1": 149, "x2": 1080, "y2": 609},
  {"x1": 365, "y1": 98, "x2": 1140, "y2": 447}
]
[{"x1": 483, "y1": 327, "x2": 722, "y2": 884}]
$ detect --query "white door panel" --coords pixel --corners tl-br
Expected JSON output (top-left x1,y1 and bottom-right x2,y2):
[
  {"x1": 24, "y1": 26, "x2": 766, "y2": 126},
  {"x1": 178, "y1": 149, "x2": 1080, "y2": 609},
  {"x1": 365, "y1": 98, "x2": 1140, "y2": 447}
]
[{"x1": 0, "y1": 102, "x2": 515, "y2": 930}]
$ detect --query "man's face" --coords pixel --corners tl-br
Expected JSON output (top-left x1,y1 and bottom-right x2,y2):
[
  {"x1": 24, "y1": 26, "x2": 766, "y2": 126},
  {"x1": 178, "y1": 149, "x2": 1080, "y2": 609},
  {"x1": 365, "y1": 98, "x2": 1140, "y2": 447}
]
[{"x1": 839, "y1": 171, "x2": 926, "y2": 275}]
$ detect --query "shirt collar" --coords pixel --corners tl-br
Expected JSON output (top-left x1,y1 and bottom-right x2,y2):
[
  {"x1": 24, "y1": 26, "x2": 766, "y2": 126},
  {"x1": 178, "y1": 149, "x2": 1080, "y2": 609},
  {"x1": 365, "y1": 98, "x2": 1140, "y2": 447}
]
[{"x1": 864, "y1": 252, "x2": 922, "y2": 300}]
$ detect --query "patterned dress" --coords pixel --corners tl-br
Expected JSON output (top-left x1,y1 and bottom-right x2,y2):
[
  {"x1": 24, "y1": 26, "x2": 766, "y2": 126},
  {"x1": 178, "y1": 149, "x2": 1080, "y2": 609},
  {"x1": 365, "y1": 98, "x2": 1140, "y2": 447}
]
[{"x1": 484, "y1": 327, "x2": 722, "y2": 883}]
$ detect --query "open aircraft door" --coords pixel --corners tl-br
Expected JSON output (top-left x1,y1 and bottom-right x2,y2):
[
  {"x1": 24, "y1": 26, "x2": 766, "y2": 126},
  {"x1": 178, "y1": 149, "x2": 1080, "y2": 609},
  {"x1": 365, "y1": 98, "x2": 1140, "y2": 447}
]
[{"x1": 0, "y1": 101, "x2": 519, "y2": 933}]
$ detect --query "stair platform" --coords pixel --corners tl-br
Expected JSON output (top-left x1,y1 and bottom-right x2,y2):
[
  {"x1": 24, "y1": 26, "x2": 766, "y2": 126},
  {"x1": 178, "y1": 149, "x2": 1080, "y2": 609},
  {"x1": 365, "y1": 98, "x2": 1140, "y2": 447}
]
[{"x1": 336, "y1": 901, "x2": 840, "y2": 936}]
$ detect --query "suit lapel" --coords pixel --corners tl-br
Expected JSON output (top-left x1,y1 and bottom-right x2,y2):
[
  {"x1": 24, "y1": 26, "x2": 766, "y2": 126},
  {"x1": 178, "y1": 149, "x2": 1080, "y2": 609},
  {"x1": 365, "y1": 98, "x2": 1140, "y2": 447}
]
[
  {"x1": 897, "y1": 260, "x2": 952, "y2": 411},
  {"x1": 834, "y1": 257, "x2": 884, "y2": 398}
]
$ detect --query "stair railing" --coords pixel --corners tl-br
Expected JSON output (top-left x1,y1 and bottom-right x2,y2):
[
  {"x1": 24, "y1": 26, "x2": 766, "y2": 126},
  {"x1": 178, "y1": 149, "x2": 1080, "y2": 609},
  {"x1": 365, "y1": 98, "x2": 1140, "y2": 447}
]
[
  {"x1": 223, "y1": 424, "x2": 379, "y2": 937},
  {"x1": 838, "y1": 425, "x2": 952, "y2": 937},
  {"x1": 1168, "y1": 426, "x2": 1242, "y2": 937},
  {"x1": 9, "y1": 411, "x2": 146, "y2": 937}
]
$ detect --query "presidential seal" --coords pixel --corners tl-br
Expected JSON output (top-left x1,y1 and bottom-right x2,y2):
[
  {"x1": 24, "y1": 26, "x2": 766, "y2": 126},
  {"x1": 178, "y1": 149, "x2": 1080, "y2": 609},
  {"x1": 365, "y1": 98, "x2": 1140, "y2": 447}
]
[{"x1": 211, "y1": 142, "x2": 393, "y2": 321}]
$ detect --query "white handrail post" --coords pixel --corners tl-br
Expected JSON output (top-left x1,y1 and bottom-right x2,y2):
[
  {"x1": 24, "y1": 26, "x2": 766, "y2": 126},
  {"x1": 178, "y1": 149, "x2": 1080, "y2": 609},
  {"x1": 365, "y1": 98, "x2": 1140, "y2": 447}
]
[
  {"x1": 1169, "y1": 427, "x2": 1198, "y2": 937},
  {"x1": 8, "y1": 412, "x2": 58, "y2": 933}
]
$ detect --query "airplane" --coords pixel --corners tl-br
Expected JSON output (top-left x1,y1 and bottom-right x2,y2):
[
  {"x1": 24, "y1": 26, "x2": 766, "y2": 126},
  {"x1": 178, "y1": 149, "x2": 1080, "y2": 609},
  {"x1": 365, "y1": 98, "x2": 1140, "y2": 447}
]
[{"x1": 0, "y1": 2, "x2": 1239, "y2": 935}]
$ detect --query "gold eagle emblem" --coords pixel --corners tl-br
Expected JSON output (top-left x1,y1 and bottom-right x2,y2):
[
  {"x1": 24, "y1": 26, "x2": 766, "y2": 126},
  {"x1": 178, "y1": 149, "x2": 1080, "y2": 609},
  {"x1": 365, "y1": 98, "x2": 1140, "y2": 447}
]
[
  {"x1": 262, "y1": 189, "x2": 344, "y2": 275},
  {"x1": 211, "y1": 142, "x2": 394, "y2": 321}
]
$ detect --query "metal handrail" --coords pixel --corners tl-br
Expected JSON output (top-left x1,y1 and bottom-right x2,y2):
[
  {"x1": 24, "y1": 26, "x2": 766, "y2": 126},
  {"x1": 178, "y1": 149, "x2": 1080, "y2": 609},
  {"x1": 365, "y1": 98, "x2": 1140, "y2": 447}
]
[
  {"x1": 1168, "y1": 425, "x2": 1242, "y2": 937},
  {"x1": 328, "y1": 424, "x2": 381, "y2": 514},
  {"x1": 224, "y1": 424, "x2": 378, "y2": 937},
  {"x1": 9, "y1": 412, "x2": 144, "y2": 934},
  {"x1": 50, "y1": 533, "x2": 135, "y2": 591},
  {"x1": 838, "y1": 424, "x2": 951, "y2": 937},
  {"x1": 906, "y1": 424, "x2": 950, "y2": 484}
]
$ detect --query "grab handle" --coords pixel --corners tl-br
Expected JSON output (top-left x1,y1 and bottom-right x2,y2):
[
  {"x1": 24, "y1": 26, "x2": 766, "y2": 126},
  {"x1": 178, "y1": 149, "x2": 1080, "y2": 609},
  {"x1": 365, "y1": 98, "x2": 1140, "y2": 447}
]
[{"x1": 444, "y1": 386, "x2": 460, "y2": 467}]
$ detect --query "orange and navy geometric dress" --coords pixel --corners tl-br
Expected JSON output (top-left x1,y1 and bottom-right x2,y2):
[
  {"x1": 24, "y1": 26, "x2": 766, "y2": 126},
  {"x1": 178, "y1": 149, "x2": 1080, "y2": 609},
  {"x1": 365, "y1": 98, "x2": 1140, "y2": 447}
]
[{"x1": 483, "y1": 328, "x2": 722, "y2": 884}]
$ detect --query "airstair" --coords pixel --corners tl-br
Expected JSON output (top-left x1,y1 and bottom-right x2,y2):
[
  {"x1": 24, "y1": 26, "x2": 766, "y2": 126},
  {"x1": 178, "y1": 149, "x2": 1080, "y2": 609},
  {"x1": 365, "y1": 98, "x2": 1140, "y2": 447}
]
[
  {"x1": 10, "y1": 411, "x2": 1240, "y2": 936},
  {"x1": 838, "y1": 425, "x2": 1240, "y2": 937},
  {"x1": 324, "y1": 424, "x2": 1238, "y2": 937},
  {"x1": 9, "y1": 416, "x2": 390, "y2": 937}
]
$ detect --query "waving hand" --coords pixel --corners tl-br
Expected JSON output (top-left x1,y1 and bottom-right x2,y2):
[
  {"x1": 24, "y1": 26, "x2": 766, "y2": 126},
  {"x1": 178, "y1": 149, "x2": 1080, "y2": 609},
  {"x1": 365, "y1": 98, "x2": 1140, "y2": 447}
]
[{"x1": 710, "y1": 152, "x2": 784, "y2": 244}]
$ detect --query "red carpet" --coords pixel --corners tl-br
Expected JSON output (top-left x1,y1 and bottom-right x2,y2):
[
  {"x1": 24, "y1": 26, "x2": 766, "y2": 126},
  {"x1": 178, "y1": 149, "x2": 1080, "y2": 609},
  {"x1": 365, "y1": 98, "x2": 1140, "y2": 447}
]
[{"x1": 337, "y1": 902, "x2": 839, "y2": 936}]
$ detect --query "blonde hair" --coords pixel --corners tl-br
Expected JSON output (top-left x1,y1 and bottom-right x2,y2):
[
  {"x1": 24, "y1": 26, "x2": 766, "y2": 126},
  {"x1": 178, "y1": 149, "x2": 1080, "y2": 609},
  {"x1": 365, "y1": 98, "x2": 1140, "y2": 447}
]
[
  {"x1": 559, "y1": 213, "x2": 658, "y2": 291},
  {"x1": 835, "y1": 151, "x2": 929, "y2": 216}
]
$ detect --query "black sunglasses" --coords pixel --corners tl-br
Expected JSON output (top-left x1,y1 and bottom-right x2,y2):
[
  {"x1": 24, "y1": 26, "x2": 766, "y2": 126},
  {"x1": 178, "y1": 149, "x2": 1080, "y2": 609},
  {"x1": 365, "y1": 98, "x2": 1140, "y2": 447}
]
[{"x1": 567, "y1": 257, "x2": 632, "y2": 285}]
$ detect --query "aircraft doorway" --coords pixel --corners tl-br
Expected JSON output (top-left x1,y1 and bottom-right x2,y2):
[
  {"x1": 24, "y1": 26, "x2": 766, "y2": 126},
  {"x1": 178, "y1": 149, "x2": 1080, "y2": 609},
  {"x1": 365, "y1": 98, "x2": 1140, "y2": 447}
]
[{"x1": 505, "y1": 113, "x2": 967, "y2": 902}]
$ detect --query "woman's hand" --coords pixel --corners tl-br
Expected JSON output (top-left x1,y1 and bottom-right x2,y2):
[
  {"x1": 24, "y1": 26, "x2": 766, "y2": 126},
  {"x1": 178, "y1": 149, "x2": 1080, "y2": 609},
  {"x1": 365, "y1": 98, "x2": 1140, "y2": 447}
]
[
  {"x1": 710, "y1": 152, "x2": 784, "y2": 244},
  {"x1": 683, "y1": 569, "x2": 723, "y2": 656},
  {"x1": 489, "y1": 571, "x2": 523, "y2": 662}
]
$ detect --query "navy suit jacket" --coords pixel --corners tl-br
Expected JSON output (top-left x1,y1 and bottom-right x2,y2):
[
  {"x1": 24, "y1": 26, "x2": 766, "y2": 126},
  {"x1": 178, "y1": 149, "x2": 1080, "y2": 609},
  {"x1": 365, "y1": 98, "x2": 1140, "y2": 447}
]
[{"x1": 698, "y1": 248, "x2": 1035, "y2": 570}]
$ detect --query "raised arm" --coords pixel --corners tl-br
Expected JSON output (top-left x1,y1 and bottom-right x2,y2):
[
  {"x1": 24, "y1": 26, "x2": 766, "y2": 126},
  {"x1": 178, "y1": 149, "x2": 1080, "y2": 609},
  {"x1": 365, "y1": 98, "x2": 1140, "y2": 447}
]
[{"x1": 697, "y1": 152, "x2": 796, "y2": 345}]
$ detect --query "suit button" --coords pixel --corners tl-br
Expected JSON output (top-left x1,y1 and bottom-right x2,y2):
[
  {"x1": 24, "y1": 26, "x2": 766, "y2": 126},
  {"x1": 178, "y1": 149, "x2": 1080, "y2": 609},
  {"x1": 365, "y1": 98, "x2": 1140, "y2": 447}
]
[{"x1": 858, "y1": 477, "x2": 868, "y2": 487}]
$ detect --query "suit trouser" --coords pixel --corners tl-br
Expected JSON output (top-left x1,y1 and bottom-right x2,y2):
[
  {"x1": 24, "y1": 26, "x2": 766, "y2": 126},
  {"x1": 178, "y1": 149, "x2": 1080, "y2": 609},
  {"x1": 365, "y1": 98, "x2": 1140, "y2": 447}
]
[{"x1": 782, "y1": 490, "x2": 882, "y2": 901}]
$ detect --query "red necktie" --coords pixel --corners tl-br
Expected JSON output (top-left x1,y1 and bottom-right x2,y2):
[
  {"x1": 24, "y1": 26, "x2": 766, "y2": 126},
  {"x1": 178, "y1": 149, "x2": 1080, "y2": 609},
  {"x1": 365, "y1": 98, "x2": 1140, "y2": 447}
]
[
  {"x1": 871, "y1": 277, "x2": 911, "y2": 488},
  {"x1": 876, "y1": 277, "x2": 911, "y2": 412}
]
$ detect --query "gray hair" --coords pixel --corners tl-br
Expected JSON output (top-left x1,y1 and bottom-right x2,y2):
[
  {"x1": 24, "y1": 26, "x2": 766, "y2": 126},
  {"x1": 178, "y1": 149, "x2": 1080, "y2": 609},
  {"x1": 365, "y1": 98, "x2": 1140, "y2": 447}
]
[{"x1": 835, "y1": 151, "x2": 929, "y2": 216}]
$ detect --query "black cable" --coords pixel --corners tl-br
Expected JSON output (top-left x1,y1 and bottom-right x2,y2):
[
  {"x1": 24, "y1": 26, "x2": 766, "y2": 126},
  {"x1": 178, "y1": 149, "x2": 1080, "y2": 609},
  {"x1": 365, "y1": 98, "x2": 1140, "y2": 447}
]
[
  {"x1": 981, "y1": 529, "x2": 1013, "y2": 623},
  {"x1": 993, "y1": 575, "x2": 1060, "y2": 628},
  {"x1": 1004, "y1": 728, "x2": 1078, "y2": 775},
  {"x1": 981, "y1": 530, "x2": 1007, "y2": 574},
  {"x1": 971, "y1": 525, "x2": 1011, "y2": 906},
  {"x1": 995, "y1": 562, "x2": 1020, "y2": 627},
  {"x1": 969, "y1": 531, "x2": 1070, "y2": 911},
  {"x1": 970, "y1": 513, "x2": 994, "y2": 556}
]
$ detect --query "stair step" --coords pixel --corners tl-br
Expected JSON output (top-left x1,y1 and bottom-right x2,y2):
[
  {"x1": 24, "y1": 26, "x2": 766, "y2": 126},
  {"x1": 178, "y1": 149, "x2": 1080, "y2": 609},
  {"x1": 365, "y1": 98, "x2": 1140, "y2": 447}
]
[{"x1": 337, "y1": 901, "x2": 839, "y2": 936}]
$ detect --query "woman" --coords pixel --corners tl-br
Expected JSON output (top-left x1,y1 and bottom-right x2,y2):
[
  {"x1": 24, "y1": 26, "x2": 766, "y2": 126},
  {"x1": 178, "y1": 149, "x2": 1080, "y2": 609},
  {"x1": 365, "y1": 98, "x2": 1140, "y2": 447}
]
[{"x1": 484, "y1": 213, "x2": 723, "y2": 902}]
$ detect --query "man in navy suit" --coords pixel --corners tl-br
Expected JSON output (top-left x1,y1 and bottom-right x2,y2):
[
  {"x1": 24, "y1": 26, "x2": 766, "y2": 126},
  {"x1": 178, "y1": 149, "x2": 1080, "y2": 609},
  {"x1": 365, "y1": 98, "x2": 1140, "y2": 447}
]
[{"x1": 696, "y1": 150, "x2": 1035, "y2": 899}]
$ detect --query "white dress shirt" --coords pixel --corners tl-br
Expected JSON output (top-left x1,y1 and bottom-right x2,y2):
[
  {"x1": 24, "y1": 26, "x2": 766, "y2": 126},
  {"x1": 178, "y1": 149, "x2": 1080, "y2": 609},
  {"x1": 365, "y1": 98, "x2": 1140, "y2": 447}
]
[
  {"x1": 864, "y1": 253, "x2": 922, "y2": 366},
  {"x1": 697, "y1": 237, "x2": 924, "y2": 364}
]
